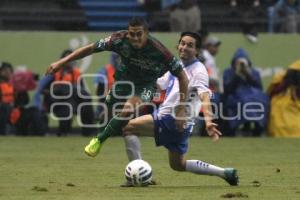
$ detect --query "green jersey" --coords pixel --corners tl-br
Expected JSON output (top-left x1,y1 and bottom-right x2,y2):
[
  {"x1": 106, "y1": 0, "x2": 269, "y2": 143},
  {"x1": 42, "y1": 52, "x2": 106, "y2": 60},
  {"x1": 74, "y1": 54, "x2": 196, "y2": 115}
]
[{"x1": 94, "y1": 31, "x2": 183, "y2": 86}]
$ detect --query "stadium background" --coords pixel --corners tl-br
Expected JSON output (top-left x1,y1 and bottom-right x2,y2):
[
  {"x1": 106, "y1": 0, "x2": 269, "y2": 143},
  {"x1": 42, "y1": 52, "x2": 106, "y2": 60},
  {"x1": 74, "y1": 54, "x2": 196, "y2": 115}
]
[
  {"x1": 1, "y1": 1, "x2": 300, "y2": 199},
  {"x1": 1, "y1": 0, "x2": 299, "y2": 92}
]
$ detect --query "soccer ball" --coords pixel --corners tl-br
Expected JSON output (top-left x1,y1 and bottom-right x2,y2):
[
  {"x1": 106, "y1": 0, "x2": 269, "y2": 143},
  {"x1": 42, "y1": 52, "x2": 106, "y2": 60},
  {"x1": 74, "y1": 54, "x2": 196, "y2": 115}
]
[{"x1": 124, "y1": 159, "x2": 152, "y2": 186}]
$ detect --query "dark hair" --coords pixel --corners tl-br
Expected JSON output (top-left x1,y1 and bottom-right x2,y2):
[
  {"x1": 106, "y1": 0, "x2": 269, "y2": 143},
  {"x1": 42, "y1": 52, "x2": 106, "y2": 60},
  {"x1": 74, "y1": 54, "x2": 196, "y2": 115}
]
[
  {"x1": 128, "y1": 17, "x2": 149, "y2": 31},
  {"x1": 179, "y1": 31, "x2": 202, "y2": 49},
  {"x1": 284, "y1": 69, "x2": 300, "y2": 86},
  {"x1": 0, "y1": 61, "x2": 13, "y2": 72},
  {"x1": 280, "y1": 69, "x2": 300, "y2": 100}
]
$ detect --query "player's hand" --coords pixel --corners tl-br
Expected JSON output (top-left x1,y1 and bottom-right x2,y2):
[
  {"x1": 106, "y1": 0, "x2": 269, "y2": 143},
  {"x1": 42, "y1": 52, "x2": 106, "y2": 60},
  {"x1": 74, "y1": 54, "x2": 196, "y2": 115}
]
[
  {"x1": 46, "y1": 62, "x2": 61, "y2": 75},
  {"x1": 175, "y1": 105, "x2": 186, "y2": 133},
  {"x1": 206, "y1": 122, "x2": 222, "y2": 142}
]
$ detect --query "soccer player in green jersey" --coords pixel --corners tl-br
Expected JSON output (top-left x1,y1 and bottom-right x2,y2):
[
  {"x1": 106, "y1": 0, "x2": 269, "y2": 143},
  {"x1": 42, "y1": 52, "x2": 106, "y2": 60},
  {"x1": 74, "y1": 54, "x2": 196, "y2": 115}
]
[{"x1": 46, "y1": 17, "x2": 188, "y2": 158}]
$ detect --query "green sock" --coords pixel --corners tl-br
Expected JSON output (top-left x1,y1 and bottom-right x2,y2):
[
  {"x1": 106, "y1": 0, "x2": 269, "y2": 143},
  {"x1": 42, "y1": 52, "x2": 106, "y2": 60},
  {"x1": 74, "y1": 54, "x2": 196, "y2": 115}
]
[{"x1": 97, "y1": 117, "x2": 128, "y2": 143}]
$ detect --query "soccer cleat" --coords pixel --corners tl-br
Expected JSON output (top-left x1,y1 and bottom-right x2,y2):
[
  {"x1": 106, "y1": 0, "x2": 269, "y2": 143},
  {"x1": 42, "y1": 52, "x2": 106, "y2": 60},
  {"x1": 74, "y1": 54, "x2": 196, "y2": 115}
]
[
  {"x1": 84, "y1": 138, "x2": 101, "y2": 157},
  {"x1": 224, "y1": 168, "x2": 239, "y2": 186}
]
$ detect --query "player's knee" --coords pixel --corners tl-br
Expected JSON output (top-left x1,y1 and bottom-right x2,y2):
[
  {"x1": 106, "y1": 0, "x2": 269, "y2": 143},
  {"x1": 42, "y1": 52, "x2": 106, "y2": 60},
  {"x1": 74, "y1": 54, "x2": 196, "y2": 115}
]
[
  {"x1": 128, "y1": 120, "x2": 137, "y2": 129},
  {"x1": 128, "y1": 96, "x2": 142, "y2": 104},
  {"x1": 123, "y1": 123, "x2": 133, "y2": 133},
  {"x1": 120, "y1": 97, "x2": 142, "y2": 117},
  {"x1": 119, "y1": 109, "x2": 134, "y2": 118},
  {"x1": 123, "y1": 120, "x2": 138, "y2": 133}
]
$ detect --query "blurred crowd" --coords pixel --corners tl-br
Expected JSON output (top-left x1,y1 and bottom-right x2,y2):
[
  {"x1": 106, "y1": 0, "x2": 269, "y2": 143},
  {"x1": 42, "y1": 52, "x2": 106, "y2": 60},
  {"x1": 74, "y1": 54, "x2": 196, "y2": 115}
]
[
  {"x1": 141, "y1": 0, "x2": 300, "y2": 42},
  {"x1": 0, "y1": 50, "x2": 97, "y2": 137},
  {"x1": 197, "y1": 32, "x2": 300, "y2": 138},
  {"x1": 193, "y1": 32, "x2": 300, "y2": 138}
]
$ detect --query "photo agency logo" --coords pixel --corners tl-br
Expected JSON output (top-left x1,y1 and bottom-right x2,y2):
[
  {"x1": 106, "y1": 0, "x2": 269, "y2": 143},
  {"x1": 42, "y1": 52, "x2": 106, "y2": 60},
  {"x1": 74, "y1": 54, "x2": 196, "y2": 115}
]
[{"x1": 49, "y1": 74, "x2": 266, "y2": 128}]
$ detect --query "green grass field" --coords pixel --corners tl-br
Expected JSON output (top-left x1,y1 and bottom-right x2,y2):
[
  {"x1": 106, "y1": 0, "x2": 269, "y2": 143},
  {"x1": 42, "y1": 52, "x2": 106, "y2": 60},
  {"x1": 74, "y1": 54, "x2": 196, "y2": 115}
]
[{"x1": 1, "y1": 136, "x2": 299, "y2": 200}]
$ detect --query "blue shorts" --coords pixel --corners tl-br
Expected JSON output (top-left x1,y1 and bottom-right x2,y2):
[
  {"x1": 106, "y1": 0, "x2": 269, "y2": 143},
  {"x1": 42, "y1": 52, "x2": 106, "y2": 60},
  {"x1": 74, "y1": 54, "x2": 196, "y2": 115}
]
[{"x1": 151, "y1": 110, "x2": 193, "y2": 155}]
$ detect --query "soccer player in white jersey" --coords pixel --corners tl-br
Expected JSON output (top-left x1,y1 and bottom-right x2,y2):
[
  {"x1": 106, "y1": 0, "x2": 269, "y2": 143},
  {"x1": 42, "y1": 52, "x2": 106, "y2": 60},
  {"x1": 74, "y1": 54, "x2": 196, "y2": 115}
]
[{"x1": 122, "y1": 31, "x2": 239, "y2": 186}]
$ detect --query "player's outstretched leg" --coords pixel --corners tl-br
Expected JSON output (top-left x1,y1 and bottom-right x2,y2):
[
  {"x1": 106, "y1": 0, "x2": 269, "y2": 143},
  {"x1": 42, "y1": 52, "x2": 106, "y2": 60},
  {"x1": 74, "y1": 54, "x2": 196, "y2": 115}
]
[
  {"x1": 223, "y1": 168, "x2": 239, "y2": 186},
  {"x1": 169, "y1": 152, "x2": 239, "y2": 186},
  {"x1": 84, "y1": 117, "x2": 128, "y2": 157},
  {"x1": 85, "y1": 96, "x2": 143, "y2": 157},
  {"x1": 185, "y1": 160, "x2": 239, "y2": 186},
  {"x1": 84, "y1": 138, "x2": 101, "y2": 157}
]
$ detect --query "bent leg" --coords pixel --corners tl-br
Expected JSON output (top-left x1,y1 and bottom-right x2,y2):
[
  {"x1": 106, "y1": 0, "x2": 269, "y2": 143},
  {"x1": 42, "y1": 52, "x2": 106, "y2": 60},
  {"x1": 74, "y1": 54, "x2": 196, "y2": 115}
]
[
  {"x1": 122, "y1": 114, "x2": 155, "y2": 137},
  {"x1": 123, "y1": 114, "x2": 155, "y2": 161},
  {"x1": 168, "y1": 151, "x2": 186, "y2": 171},
  {"x1": 97, "y1": 96, "x2": 143, "y2": 143},
  {"x1": 168, "y1": 150, "x2": 225, "y2": 177},
  {"x1": 167, "y1": 142, "x2": 239, "y2": 185}
]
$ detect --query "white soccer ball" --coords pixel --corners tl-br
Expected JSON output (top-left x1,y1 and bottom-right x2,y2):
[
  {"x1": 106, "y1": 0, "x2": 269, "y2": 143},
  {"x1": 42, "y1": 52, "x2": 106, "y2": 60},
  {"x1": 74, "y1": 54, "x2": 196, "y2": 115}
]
[{"x1": 124, "y1": 159, "x2": 152, "y2": 186}]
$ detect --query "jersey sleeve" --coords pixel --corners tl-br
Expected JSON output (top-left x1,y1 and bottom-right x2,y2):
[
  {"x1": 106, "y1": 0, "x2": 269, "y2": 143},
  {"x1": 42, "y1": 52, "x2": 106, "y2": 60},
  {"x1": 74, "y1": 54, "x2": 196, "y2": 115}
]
[
  {"x1": 165, "y1": 56, "x2": 183, "y2": 77},
  {"x1": 93, "y1": 31, "x2": 127, "y2": 52},
  {"x1": 156, "y1": 71, "x2": 171, "y2": 90},
  {"x1": 190, "y1": 64, "x2": 211, "y2": 96},
  {"x1": 151, "y1": 37, "x2": 183, "y2": 76}
]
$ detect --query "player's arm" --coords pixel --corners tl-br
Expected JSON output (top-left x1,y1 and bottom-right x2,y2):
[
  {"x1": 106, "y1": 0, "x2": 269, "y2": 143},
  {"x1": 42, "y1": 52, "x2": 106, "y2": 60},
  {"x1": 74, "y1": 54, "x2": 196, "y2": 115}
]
[
  {"x1": 165, "y1": 57, "x2": 189, "y2": 132},
  {"x1": 174, "y1": 68, "x2": 189, "y2": 132},
  {"x1": 46, "y1": 32, "x2": 121, "y2": 75},
  {"x1": 46, "y1": 43, "x2": 96, "y2": 75},
  {"x1": 176, "y1": 69, "x2": 189, "y2": 109},
  {"x1": 199, "y1": 92, "x2": 222, "y2": 141},
  {"x1": 155, "y1": 38, "x2": 188, "y2": 131}
]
